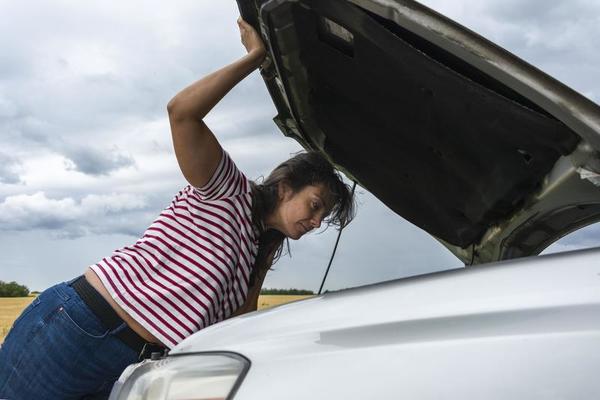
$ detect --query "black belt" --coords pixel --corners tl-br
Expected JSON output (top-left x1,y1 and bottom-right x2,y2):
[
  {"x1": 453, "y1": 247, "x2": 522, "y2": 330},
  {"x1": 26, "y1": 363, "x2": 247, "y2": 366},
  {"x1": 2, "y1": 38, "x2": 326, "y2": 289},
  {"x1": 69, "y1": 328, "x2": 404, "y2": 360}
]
[{"x1": 71, "y1": 275, "x2": 167, "y2": 360}]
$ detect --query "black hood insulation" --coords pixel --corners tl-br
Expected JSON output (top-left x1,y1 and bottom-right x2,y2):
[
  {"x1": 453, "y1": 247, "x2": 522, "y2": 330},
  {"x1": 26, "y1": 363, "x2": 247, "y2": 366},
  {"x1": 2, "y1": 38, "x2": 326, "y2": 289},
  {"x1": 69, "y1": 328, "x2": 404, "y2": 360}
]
[{"x1": 250, "y1": 0, "x2": 580, "y2": 247}]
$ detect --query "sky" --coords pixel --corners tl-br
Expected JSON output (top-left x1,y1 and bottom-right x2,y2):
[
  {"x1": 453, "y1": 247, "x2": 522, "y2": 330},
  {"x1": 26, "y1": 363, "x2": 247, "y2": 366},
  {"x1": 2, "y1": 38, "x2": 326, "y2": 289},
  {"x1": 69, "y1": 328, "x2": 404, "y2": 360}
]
[{"x1": 1, "y1": 0, "x2": 599, "y2": 292}]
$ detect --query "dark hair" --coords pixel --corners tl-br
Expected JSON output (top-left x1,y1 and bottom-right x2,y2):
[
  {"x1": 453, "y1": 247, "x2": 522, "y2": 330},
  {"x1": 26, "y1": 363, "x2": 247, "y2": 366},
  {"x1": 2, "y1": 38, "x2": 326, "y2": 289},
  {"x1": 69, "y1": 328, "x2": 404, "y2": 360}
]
[{"x1": 249, "y1": 151, "x2": 356, "y2": 286}]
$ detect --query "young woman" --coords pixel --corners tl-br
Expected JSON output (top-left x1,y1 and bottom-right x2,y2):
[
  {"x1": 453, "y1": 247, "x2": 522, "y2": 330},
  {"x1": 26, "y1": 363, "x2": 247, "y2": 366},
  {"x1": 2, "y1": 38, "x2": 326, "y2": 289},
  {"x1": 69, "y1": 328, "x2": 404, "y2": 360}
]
[{"x1": 0, "y1": 18, "x2": 355, "y2": 399}]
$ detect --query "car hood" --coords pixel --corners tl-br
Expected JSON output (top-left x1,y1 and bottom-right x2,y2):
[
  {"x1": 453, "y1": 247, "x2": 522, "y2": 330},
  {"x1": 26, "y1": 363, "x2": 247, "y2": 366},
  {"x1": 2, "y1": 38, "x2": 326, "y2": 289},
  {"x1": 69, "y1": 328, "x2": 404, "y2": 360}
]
[
  {"x1": 174, "y1": 248, "x2": 600, "y2": 354},
  {"x1": 237, "y1": 0, "x2": 600, "y2": 264},
  {"x1": 170, "y1": 249, "x2": 600, "y2": 399}
]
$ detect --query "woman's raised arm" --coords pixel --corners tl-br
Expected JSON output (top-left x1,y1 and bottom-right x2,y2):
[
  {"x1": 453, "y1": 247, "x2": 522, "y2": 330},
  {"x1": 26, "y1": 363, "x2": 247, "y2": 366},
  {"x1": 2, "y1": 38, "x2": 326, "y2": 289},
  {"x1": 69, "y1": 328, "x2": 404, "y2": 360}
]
[{"x1": 167, "y1": 18, "x2": 266, "y2": 187}]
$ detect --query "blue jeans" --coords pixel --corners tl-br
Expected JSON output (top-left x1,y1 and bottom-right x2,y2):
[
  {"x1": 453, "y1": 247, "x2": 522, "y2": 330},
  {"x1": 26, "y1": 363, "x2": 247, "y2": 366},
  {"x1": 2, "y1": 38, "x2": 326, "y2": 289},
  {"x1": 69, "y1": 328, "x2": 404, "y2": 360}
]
[{"x1": 0, "y1": 278, "x2": 139, "y2": 400}]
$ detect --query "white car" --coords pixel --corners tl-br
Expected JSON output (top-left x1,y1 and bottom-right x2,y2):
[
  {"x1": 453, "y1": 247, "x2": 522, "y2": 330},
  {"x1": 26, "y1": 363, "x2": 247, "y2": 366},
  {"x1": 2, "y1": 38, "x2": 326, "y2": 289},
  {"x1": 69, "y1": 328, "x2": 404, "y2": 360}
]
[{"x1": 109, "y1": 0, "x2": 600, "y2": 398}]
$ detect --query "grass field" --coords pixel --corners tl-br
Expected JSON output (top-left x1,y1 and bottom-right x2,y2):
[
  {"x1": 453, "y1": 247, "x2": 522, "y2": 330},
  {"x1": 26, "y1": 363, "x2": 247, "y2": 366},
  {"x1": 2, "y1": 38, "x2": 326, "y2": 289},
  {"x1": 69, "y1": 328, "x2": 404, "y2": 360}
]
[
  {"x1": 0, "y1": 297, "x2": 35, "y2": 344},
  {"x1": 257, "y1": 295, "x2": 312, "y2": 310},
  {"x1": 0, "y1": 295, "x2": 312, "y2": 344}
]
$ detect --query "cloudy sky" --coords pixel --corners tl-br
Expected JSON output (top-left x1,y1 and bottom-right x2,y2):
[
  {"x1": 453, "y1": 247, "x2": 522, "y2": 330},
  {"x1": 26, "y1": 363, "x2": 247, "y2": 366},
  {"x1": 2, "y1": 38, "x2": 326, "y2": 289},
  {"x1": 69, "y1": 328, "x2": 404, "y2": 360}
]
[{"x1": 1, "y1": 0, "x2": 599, "y2": 292}]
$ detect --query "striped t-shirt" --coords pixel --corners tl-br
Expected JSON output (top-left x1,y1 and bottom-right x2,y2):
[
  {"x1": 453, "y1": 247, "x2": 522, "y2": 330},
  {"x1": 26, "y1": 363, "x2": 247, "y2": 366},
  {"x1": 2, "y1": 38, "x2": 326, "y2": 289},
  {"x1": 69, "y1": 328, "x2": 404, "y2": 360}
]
[{"x1": 91, "y1": 150, "x2": 259, "y2": 348}]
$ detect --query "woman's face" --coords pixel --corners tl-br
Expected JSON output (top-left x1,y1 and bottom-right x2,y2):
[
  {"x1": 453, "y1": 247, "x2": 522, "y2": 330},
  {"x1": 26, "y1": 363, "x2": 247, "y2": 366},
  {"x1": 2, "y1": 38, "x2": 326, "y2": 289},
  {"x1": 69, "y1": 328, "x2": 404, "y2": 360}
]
[{"x1": 269, "y1": 183, "x2": 331, "y2": 240}]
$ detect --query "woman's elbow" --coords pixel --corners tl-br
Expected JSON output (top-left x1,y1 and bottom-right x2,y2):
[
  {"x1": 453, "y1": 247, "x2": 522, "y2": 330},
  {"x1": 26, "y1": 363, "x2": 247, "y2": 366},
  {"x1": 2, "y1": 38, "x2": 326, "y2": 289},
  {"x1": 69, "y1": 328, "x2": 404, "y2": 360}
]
[
  {"x1": 167, "y1": 99, "x2": 189, "y2": 123},
  {"x1": 166, "y1": 97, "x2": 179, "y2": 116},
  {"x1": 167, "y1": 99, "x2": 202, "y2": 124}
]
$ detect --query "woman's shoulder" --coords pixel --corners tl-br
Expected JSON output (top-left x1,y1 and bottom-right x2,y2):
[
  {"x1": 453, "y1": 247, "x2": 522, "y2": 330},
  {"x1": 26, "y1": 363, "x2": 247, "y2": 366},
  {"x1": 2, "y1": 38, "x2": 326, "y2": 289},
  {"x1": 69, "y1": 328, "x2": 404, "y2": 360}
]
[{"x1": 191, "y1": 150, "x2": 252, "y2": 201}]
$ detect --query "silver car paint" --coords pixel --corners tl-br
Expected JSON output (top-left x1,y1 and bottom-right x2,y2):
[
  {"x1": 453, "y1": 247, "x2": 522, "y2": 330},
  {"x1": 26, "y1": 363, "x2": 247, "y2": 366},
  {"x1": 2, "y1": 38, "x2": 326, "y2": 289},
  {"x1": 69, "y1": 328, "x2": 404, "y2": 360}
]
[{"x1": 170, "y1": 248, "x2": 600, "y2": 399}]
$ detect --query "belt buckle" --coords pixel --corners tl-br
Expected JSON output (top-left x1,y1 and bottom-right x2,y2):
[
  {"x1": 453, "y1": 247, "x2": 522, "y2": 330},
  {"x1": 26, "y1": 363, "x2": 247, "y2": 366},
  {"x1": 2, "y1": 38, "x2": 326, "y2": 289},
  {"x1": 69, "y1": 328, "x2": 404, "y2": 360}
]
[
  {"x1": 138, "y1": 343, "x2": 167, "y2": 361},
  {"x1": 138, "y1": 343, "x2": 150, "y2": 361}
]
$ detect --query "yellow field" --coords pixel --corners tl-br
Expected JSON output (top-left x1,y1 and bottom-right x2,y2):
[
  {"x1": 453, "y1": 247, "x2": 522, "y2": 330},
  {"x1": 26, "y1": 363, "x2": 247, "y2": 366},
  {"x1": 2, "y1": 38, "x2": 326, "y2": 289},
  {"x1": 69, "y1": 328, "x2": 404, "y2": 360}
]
[
  {"x1": 0, "y1": 295, "x2": 312, "y2": 344},
  {"x1": 257, "y1": 295, "x2": 313, "y2": 310},
  {"x1": 0, "y1": 297, "x2": 35, "y2": 344}
]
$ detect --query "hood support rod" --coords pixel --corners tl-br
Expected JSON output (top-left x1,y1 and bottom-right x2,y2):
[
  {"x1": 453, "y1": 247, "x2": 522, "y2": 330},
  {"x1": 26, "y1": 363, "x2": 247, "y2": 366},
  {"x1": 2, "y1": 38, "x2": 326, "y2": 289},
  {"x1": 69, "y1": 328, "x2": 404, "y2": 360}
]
[{"x1": 318, "y1": 181, "x2": 357, "y2": 295}]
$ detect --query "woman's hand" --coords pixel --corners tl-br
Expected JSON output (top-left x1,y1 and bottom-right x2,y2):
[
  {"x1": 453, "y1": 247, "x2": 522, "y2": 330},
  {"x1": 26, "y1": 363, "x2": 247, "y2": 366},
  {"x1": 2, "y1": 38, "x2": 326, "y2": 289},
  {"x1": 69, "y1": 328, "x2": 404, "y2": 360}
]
[{"x1": 237, "y1": 17, "x2": 266, "y2": 68}]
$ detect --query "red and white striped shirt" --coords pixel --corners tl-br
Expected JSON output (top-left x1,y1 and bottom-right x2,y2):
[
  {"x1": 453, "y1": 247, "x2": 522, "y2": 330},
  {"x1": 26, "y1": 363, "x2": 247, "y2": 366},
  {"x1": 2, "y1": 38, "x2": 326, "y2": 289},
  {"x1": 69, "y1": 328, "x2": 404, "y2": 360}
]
[{"x1": 91, "y1": 150, "x2": 259, "y2": 348}]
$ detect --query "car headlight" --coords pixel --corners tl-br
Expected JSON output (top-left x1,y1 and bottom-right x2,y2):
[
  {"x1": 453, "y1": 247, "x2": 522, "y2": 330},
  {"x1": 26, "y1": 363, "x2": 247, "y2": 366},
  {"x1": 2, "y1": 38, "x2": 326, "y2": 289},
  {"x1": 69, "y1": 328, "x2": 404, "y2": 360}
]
[{"x1": 109, "y1": 352, "x2": 250, "y2": 400}]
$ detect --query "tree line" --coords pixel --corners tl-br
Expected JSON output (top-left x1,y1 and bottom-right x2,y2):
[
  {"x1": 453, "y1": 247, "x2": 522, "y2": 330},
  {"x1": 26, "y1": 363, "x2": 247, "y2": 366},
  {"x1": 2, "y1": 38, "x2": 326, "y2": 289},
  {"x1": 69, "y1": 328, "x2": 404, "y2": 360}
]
[
  {"x1": 0, "y1": 281, "x2": 30, "y2": 297},
  {"x1": 260, "y1": 288, "x2": 314, "y2": 295}
]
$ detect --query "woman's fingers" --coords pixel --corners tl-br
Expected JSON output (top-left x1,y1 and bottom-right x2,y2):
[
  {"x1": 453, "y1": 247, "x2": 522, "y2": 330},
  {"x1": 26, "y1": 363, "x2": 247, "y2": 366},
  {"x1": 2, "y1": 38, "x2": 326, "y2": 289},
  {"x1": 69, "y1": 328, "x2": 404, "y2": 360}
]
[
  {"x1": 237, "y1": 16, "x2": 266, "y2": 63},
  {"x1": 238, "y1": 16, "x2": 249, "y2": 27}
]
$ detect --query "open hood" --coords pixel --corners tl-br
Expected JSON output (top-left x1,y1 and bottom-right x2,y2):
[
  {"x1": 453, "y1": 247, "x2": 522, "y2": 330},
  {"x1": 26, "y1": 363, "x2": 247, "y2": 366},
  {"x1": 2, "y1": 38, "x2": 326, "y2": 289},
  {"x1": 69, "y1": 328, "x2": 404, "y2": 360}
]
[{"x1": 237, "y1": 0, "x2": 600, "y2": 264}]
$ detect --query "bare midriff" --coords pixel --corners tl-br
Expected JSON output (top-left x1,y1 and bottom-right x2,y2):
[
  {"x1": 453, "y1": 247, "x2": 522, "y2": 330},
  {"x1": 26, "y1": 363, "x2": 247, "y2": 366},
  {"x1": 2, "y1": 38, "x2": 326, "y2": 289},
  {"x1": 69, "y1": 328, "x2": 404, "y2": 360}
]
[{"x1": 84, "y1": 268, "x2": 165, "y2": 346}]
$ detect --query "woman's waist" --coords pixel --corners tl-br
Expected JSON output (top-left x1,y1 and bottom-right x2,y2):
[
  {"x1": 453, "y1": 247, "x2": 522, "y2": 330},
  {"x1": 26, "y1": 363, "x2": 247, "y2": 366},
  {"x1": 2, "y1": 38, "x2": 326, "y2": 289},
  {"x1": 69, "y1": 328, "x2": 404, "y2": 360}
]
[{"x1": 84, "y1": 268, "x2": 164, "y2": 345}]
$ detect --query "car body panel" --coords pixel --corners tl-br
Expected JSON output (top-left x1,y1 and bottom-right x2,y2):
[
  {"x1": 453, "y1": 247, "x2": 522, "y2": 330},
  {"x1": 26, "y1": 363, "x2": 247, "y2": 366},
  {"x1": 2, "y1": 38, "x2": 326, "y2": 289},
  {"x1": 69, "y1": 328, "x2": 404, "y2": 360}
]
[{"x1": 170, "y1": 248, "x2": 600, "y2": 398}]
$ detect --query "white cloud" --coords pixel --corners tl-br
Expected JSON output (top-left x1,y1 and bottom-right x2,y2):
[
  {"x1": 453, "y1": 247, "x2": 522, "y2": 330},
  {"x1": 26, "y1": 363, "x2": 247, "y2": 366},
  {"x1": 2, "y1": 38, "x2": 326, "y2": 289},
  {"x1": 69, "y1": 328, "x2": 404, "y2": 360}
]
[
  {"x1": 79, "y1": 193, "x2": 148, "y2": 214},
  {"x1": 0, "y1": 94, "x2": 19, "y2": 119},
  {"x1": 62, "y1": 145, "x2": 135, "y2": 176},
  {"x1": 0, "y1": 191, "x2": 149, "y2": 236},
  {"x1": 0, "y1": 153, "x2": 22, "y2": 184}
]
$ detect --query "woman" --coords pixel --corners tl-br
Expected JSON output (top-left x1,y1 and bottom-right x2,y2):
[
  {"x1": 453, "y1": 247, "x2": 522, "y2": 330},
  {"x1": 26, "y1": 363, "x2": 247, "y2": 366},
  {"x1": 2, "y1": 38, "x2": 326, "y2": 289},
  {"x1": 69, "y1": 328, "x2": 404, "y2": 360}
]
[{"x1": 0, "y1": 18, "x2": 354, "y2": 399}]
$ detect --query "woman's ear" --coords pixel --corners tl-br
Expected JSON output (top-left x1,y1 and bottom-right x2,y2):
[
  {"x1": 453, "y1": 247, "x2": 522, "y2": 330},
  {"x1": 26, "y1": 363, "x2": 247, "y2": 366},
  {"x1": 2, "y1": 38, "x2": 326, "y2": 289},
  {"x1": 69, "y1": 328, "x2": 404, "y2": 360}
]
[{"x1": 277, "y1": 181, "x2": 293, "y2": 201}]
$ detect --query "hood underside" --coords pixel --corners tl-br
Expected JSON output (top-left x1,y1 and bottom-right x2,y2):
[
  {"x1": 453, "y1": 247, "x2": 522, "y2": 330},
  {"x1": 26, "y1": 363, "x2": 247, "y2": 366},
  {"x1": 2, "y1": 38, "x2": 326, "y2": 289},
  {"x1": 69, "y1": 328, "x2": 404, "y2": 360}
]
[{"x1": 237, "y1": 0, "x2": 600, "y2": 262}]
